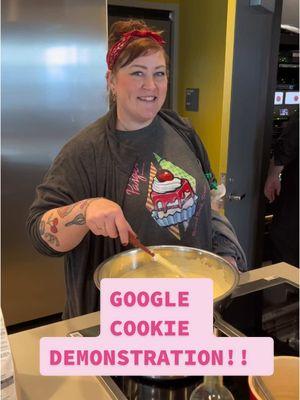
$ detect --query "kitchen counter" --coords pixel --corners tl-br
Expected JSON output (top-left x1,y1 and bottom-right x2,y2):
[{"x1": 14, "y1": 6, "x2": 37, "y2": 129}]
[
  {"x1": 239, "y1": 262, "x2": 298, "y2": 285},
  {"x1": 9, "y1": 312, "x2": 107, "y2": 400},
  {"x1": 8, "y1": 262, "x2": 299, "y2": 400}
]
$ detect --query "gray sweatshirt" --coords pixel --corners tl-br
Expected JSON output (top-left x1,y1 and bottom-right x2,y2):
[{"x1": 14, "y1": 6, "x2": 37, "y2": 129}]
[{"x1": 27, "y1": 106, "x2": 247, "y2": 319}]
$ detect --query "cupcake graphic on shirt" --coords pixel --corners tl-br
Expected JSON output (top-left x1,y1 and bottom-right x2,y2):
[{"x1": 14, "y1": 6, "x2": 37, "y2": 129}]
[{"x1": 150, "y1": 169, "x2": 198, "y2": 227}]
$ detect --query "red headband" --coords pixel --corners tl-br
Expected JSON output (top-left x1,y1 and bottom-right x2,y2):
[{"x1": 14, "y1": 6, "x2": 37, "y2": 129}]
[{"x1": 106, "y1": 30, "x2": 165, "y2": 70}]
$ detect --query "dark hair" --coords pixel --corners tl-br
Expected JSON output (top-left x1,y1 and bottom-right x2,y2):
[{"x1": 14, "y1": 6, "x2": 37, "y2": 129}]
[{"x1": 108, "y1": 19, "x2": 168, "y2": 72}]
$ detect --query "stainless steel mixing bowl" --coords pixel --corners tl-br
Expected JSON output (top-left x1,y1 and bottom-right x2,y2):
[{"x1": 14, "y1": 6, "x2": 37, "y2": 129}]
[
  {"x1": 94, "y1": 245, "x2": 239, "y2": 306},
  {"x1": 93, "y1": 245, "x2": 240, "y2": 381}
]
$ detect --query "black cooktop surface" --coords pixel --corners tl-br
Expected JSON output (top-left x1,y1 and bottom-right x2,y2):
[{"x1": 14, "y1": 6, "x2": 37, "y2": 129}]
[{"x1": 218, "y1": 281, "x2": 299, "y2": 356}]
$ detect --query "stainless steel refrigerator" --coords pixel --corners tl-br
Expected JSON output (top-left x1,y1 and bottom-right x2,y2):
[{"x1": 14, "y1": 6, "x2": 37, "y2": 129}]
[{"x1": 2, "y1": 0, "x2": 108, "y2": 325}]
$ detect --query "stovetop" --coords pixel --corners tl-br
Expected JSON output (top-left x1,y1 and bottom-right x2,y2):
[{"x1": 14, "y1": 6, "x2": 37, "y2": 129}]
[
  {"x1": 70, "y1": 277, "x2": 299, "y2": 400},
  {"x1": 103, "y1": 375, "x2": 249, "y2": 400},
  {"x1": 215, "y1": 279, "x2": 299, "y2": 356}
]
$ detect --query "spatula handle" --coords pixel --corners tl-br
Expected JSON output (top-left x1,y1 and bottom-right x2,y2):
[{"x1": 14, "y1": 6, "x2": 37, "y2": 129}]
[{"x1": 128, "y1": 233, "x2": 155, "y2": 258}]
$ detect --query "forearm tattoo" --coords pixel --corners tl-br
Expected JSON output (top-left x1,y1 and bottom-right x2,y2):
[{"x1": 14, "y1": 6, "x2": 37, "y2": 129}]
[
  {"x1": 57, "y1": 199, "x2": 94, "y2": 219},
  {"x1": 65, "y1": 213, "x2": 85, "y2": 227},
  {"x1": 39, "y1": 218, "x2": 60, "y2": 247},
  {"x1": 44, "y1": 232, "x2": 60, "y2": 247},
  {"x1": 46, "y1": 214, "x2": 59, "y2": 233},
  {"x1": 79, "y1": 199, "x2": 91, "y2": 210},
  {"x1": 63, "y1": 198, "x2": 96, "y2": 227},
  {"x1": 40, "y1": 199, "x2": 97, "y2": 247},
  {"x1": 57, "y1": 204, "x2": 77, "y2": 218}
]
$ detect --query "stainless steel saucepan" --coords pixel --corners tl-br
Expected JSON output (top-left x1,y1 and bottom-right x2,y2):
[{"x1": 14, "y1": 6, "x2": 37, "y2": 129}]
[{"x1": 93, "y1": 245, "x2": 240, "y2": 380}]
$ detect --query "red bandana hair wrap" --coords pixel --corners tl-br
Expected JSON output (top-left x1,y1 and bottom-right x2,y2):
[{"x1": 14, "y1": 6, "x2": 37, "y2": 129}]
[{"x1": 106, "y1": 30, "x2": 166, "y2": 70}]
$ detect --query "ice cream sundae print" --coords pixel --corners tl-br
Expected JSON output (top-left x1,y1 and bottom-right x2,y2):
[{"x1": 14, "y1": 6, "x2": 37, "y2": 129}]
[{"x1": 146, "y1": 154, "x2": 198, "y2": 239}]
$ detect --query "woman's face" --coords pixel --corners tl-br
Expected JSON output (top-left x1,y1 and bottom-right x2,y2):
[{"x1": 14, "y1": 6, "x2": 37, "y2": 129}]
[{"x1": 109, "y1": 50, "x2": 168, "y2": 130}]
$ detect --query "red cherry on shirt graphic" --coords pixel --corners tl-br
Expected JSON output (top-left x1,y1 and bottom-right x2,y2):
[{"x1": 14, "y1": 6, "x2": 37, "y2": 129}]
[{"x1": 156, "y1": 170, "x2": 174, "y2": 182}]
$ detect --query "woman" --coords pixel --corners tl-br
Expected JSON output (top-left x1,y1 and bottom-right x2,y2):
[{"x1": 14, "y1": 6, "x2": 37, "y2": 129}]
[{"x1": 27, "y1": 20, "x2": 246, "y2": 319}]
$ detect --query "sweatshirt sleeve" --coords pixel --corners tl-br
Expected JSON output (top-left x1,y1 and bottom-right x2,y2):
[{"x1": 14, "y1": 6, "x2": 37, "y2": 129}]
[
  {"x1": 26, "y1": 138, "x2": 92, "y2": 257},
  {"x1": 211, "y1": 210, "x2": 248, "y2": 272}
]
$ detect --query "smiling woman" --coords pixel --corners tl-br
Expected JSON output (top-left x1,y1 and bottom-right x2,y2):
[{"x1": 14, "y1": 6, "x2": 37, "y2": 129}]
[
  {"x1": 106, "y1": 21, "x2": 169, "y2": 130},
  {"x1": 108, "y1": 51, "x2": 168, "y2": 130},
  {"x1": 27, "y1": 19, "x2": 246, "y2": 320}
]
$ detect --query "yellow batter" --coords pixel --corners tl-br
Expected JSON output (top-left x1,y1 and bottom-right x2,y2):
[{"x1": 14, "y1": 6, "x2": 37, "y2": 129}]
[{"x1": 121, "y1": 255, "x2": 235, "y2": 299}]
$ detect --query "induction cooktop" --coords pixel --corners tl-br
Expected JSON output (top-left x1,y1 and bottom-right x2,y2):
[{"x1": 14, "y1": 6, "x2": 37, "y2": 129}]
[{"x1": 68, "y1": 277, "x2": 299, "y2": 400}]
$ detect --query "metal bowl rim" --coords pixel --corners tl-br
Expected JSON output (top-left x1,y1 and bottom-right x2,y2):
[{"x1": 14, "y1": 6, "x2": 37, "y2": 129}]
[{"x1": 93, "y1": 245, "x2": 240, "y2": 303}]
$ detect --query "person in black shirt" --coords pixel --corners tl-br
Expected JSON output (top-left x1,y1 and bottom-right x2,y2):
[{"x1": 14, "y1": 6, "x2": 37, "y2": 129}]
[{"x1": 264, "y1": 111, "x2": 299, "y2": 267}]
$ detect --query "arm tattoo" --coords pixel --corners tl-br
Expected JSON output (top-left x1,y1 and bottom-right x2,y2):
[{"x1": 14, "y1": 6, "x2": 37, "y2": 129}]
[
  {"x1": 57, "y1": 199, "x2": 95, "y2": 218},
  {"x1": 46, "y1": 214, "x2": 59, "y2": 233},
  {"x1": 65, "y1": 213, "x2": 86, "y2": 227},
  {"x1": 44, "y1": 232, "x2": 60, "y2": 247},
  {"x1": 79, "y1": 199, "x2": 90, "y2": 210},
  {"x1": 57, "y1": 204, "x2": 77, "y2": 218},
  {"x1": 40, "y1": 217, "x2": 60, "y2": 247}
]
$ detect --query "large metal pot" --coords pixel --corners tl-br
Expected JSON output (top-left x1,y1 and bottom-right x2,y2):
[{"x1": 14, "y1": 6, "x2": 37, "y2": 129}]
[
  {"x1": 93, "y1": 246, "x2": 240, "y2": 380},
  {"x1": 94, "y1": 246, "x2": 239, "y2": 309}
]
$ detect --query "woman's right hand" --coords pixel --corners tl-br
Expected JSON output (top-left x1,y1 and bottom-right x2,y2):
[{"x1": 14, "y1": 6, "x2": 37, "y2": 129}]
[{"x1": 85, "y1": 198, "x2": 135, "y2": 245}]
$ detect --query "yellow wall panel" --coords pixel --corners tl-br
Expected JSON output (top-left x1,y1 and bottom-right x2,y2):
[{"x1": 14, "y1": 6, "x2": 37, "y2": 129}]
[
  {"x1": 220, "y1": 0, "x2": 236, "y2": 176},
  {"x1": 178, "y1": 0, "x2": 235, "y2": 180},
  {"x1": 121, "y1": 0, "x2": 235, "y2": 180}
]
